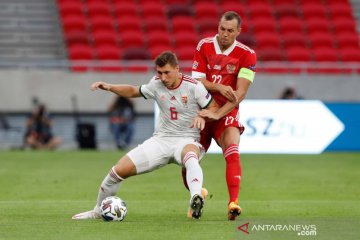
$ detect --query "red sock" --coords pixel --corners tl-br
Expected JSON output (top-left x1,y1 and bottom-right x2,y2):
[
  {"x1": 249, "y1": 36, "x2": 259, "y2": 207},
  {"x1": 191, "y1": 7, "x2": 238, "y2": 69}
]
[{"x1": 224, "y1": 144, "x2": 242, "y2": 204}]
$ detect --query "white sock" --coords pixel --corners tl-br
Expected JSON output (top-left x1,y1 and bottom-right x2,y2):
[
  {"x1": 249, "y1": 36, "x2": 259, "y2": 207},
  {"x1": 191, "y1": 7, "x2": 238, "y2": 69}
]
[
  {"x1": 95, "y1": 166, "x2": 123, "y2": 210},
  {"x1": 183, "y1": 152, "x2": 203, "y2": 199}
]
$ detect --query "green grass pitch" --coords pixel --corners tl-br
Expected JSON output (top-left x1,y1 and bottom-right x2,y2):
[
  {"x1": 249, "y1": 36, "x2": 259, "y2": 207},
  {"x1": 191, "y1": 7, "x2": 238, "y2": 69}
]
[{"x1": 0, "y1": 151, "x2": 359, "y2": 240}]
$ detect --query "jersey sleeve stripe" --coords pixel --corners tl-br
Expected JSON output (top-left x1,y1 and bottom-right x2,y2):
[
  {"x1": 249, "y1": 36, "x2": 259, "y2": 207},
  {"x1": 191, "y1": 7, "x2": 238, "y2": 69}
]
[
  {"x1": 202, "y1": 96, "x2": 213, "y2": 109},
  {"x1": 139, "y1": 85, "x2": 147, "y2": 99}
]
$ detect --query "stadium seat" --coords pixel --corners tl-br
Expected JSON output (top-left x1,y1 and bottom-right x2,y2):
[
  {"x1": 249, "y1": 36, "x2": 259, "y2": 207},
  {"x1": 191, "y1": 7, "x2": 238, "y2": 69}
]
[
  {"x1": 257, "y1": 48, "x2": 286, "y2": 61},
  {"x1": 221, "y1": 4, "x2": 246, "y2": 19},
  {"x1": 171, "y1": 16, "x2": 197, "y2": 34},
  {"x1": 332, "y1": 18, "x2": 357, "y2": 35},
  {"x1": 62, "y1": 15, "x2": 87, "y2": 33},
  {"x1": 327, "y1": 3, "x2": 354, "y2": 20},
  {"x1": 301, "y1": 4, "x2": 328, "y2": 20},
  {"x1": 340, "y1": 48, "x2": 360, "y2": 62},
  {"x1": 336, "y1": 33, "x2": 360, "y2": 50},
  {"x1": 116, "y1": 17, "x2": 142, "y2": 34},
  {"x1": 194, "y1": 3, "x2": 220, "y2": 20},
  {"x1": 92, "y1": 30, "x2": 118, "y2": 47},
  {"x1": 251, "y1": 17, "x2": 277, "y2": 35},
  {"x1": 197, "y1": 18, "x2": 219, "y2": 37},
  {"x1": 164, "y1": 0, "x2": 191, "y2": 4},
  {"x1": 282, "y1": 32, "x2": 309, "y2": 49},
  {"x1": 68, "y1": 44, "x2": 93, "y2": 60},
  {"x1": 173, "y1": 32, "x2": 198, "y2": 48},
  {"x1": 113, "y1": 2, "x2": 139, "y2": 18},
  {"x1": 86, "y1": 1, "x2": 112, "y2": 17},
  {"x1": 313, "y1": 48, "x2": 338, "y2": 62},
  {"x1": 143, "y1": 17, "x2": 169, "y2": 33},
  {"x1": 64, "y1": 30, "x2": 89, "y2": 45},
  {"x1": 237, "y1": 33, "x2": 256, "y2": 49},
  {"x1": 58, "y1": 1, "x2": 84, "y2": 17},
  {"x1": 248, "y1": 3, "x2": 273, "y2": 19},
  {"x1": 279, "y1": 17, "x2": 304, "y2": 34},
  {"x1": 176, "y1": 46, "x2": 195, "y2": 61},
  {"x1": 118, "y1": 31, "x2": 146, "y2": 48},
  {"x1": 123, "y1": 48, "x2": 151, "y2": 60},
  {"x1": 141, "y1": 3, "x2": 166, "y2": 20},
  {"x1": 88, "y1": 15, "x2": 115, "y2": 32},
  {"x1": 274, "y1": 4, "x2": 299, "y2": 18},
  {"x1": 305, "y1": 18, "x2": 332, "y2": 34},
  {"x1": 286, "y1": 47, "x2": 312, "y2": 62},
  {"x1": 95, "y1": 45, "x2": 122, "y2": 60},
  {"x1": 166, "y1": 4, "x2": 194, "y2": 18},
  {"x1": 147, "y1": 31, "x2": 173, "y2": 49},
  {"x1": 254, "y1": 32, "x2": 282, "y2": 50},
  {"x1": 273, "y1": 0, "x2": 297, "y2": 4},
  {"x1": 309, "y1": 33, "x2": 335, "y2": 49}
]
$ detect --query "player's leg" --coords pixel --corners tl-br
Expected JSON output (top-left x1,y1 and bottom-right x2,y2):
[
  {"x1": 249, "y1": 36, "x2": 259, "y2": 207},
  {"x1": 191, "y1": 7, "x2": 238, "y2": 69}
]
[
  {"x1": 72, "y1": 155, "x2": 136, "y2": 220},
  {"x1": 218, "y1": 127, "x2": 242, "y2": 220}
]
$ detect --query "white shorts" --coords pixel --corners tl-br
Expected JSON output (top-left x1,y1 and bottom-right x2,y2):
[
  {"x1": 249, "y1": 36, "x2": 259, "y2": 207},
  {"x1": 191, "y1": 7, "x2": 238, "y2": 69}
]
[{"x1": 127, "y1": 136, "x2": 205, "y2": 174}]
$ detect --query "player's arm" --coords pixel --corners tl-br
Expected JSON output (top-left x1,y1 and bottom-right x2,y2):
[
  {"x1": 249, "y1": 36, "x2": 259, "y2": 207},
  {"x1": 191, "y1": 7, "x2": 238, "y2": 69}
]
[
  {"x1": 199, "y1": 69, "x2": 254, "y2": 120},
  {"x1": 91, "y1": 81, "x2": 141, "y2": 98},
  {"x1": 197, "y1": 77, "x2": 238, "y2": 103}
]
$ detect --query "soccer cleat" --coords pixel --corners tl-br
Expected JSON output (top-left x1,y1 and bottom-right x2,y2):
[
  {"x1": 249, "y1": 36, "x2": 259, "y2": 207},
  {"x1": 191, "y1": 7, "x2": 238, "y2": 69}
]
[
  {"x1": 228, "y1": 200, "x2": 242, "y2": 221},
  {"x1": 72, "y1": 209, "x2": 101, "y2": 220},
  {"x1": 187, "y1": 188, "x2": 208, "y2": 219}
]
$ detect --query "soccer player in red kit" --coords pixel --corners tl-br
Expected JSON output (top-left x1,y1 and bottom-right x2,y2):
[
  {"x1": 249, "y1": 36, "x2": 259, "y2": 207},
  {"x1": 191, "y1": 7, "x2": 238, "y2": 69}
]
[{"x1": 182, "y1": 11, "x2": 256, "y2": 220}]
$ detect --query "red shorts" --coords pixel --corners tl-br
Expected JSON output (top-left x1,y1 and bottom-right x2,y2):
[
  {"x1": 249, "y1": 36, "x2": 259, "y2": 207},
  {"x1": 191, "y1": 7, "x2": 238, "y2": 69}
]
[{"x1": 200, "y1": 108, "x2": 245, "y2": 151}]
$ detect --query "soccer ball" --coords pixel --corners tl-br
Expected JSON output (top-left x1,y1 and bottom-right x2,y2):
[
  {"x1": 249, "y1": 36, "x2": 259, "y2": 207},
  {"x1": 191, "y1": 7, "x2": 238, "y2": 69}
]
[{"x1": 100, "y1": 196, "x2": 127, "y2": 222}]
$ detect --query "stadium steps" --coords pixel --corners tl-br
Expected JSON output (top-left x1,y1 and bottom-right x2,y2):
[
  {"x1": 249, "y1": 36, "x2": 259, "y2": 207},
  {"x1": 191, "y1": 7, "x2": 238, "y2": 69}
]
[{"x1": 0, "y1": 0, "x2": 66, "y2": 61}]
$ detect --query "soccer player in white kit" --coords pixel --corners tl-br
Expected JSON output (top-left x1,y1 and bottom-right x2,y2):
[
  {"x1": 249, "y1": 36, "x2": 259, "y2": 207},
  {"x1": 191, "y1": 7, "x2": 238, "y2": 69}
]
[{"x1": 72, "y1": 51, "x2": 218, "y2": 220}]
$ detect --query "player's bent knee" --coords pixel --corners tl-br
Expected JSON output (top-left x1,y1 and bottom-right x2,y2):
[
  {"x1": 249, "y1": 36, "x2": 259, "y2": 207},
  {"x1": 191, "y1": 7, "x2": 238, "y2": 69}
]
[{"x1": 114, "y1": 156, "x2": 137, "y2": 179}]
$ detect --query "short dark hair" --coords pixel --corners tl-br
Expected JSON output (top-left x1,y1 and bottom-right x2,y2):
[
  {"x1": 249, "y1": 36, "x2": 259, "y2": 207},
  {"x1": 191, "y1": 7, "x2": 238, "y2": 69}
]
[
  {"x1": 221, "y1": 11, "x2": 241, "y2": 28},
  {"x1": 155, "y1": 51, "x2": 179, "y2": 68}
]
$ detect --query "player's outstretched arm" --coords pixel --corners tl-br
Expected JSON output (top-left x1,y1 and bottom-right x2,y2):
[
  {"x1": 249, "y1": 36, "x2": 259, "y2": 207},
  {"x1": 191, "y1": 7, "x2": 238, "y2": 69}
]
[{"x1": 91, "y1": 81, "x2": 141, "y2": 98}]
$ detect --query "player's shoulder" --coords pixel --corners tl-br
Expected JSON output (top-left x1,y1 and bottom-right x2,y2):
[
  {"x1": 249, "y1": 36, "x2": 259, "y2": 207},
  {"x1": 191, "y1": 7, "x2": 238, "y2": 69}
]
[
  {"x1": 182, "y1": 74, "x2": 198, "y2": 85},
  {"x1": 234, "y1": 40, "x2": 256, "y2": 55},
  {"x1": 196, "y1": 37, "x2": 214, "y2": 51}
]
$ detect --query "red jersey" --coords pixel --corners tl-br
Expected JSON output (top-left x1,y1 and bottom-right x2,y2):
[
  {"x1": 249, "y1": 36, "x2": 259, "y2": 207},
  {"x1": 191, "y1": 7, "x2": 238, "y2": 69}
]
[{"x1": 192, "y1": 35, "x2": 256, "y2": 107}]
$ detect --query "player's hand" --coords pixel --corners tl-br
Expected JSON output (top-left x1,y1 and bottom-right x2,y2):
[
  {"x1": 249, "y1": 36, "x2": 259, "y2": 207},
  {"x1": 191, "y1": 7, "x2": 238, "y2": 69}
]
[
  {"x1": 198, "y1": 109, "x2": 220, "y2": 121},
  {"x1": 91, "y1": 81, "x2": 111, "y2": 91},
  {"x1": 218, "y1": 85, "x2": 238, "y2": 102},
  {"x1": 190, "y1": 116, "x2": 205, "y2": 130}
]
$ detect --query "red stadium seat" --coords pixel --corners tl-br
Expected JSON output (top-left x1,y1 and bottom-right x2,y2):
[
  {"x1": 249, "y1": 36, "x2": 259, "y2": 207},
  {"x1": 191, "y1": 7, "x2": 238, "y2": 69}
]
[
  {"x1": 62, "y1": 15, "x2": 87, "y2": 33},
  {"x1": 171, "y1": 16, "x2": 197, "y2": 34},
  {"x1": 282, "y1": 32, "x2": 309, "y2": 49},
  {"x1": 123, "y1": 48, "x2": 151, "y2": 60},
  {"x1": 301, "y1": 4, "x2": 328, "y2": 20},
  {"x1": 197, "y1": 18, "x2": 218, "y2": 36},
  {"x1": 176, "y1": 46, "x2": 196, "y2": 61},
  {"x1": 143, "y1": 17, "x2": 169, "y2": 33},
  {"x1": 92, "y1": 30, "x2": 118, "y2": 47},
  {"x1": 287, "y1": 47, "x2": 312, "y2": 62},
  {"x1": 255, "y1": 32, "x2": 282, "y2": 50},
  {"x1": 88, "y1": 15, "x2": 115, "y2": 32},
  {"x1": 95, "y1": 45, "x2": 122, "y2": 60},
  {"x1": 251, "y1": 17, "x2": 277, "y2": 35},
  {"x1": 258, "y1": 48, "x2": 286, "y2": 61},
  {"x1": 313, "y1": 48, "x2": 338, "y2": 62},
  {"x1": 86, "y1": 1, "x2": 112, "y2": 17},
  {"x1": 336, "y1": 33, "x2": 360, "y2": 50},
  {"x1": 309, "y1": 33, "x2": 335, "y2": 49},
  {"x1": 279, "y1": 17, "x2": 304, "y2": 34},
  {"x1": 248, "y1": 3, "x2": 273, "y2": 19},
  {"x1": 64, "y1": 30, "x2": 89, "y2": 45},
  {"x1": 194, "y1": 3, "x2": 219, "y2": 20},
  {"x1": 221, "y1": 4, "x2": 247, "y2": 19},
  {"x1": 141, "y1": 3, "x2": 166, "y2": 20},
  {"x1": 58, "y1": 1, "x2": 84, "y2": 17},
  {"x1": 147, "y1": 31, "x2": 173, "y2": 48},
  {"x1": 173, "y1": 32, "x2": 199, "y2": 48},
  {"x1": 305, "y1": 18, "x2": 332, "y2": 34},
  {"x1": 68, "y1": 44, "x2": 93, "y2": 60},
  {"x1": 274, "y1": 4, "x2": 300, "y2": 18},
  {"x1": 273, "y1": 0, "x2": 296, "y2": 4},
  {"x1": 237, "y1": 33, "x2": 256, "y2": 49},
  {"x1": 118, "y1": 31, "x2": 146, "y2": 48},
  {"x1": 113, "y1": 2, "x2": 139, "y2": 18},
  {"x1": 340, "y1": 48, "x2": 360, "y2": 62},
  {"x1": 166, "y1": 4, "x2": 194, "y2": 18},
  {"x1": 164, "y1": 0, "x2": 191, "y2": 4},
  {"x1": 327, "y1": 3, "x2": 354, "y2": 20},
  {"x1": 116, "y1": 17, "x2": 142, "y2": 34},
  {"x1": 149, "y1": 46, "x2": 175, "y2": 59},
  {"x1": 332, "y1": 18, "x2": 357, "y2": 35}
]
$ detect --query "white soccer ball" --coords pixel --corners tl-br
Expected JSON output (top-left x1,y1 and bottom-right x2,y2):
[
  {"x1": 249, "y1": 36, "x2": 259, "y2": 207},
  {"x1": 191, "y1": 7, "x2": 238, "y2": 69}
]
[{"x1": 100, "y1": 196, "x2": 127, "y2": 222}]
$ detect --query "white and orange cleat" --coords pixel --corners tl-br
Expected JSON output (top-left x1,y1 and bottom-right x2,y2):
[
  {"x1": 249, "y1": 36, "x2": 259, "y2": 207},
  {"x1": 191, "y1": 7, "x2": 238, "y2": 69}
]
[
  {"x1": 187, "y1": 188, "x2": 208, "y2": 219},
  {"x1": 228, "y1": 200, "x2": 242, "y2": 221}
]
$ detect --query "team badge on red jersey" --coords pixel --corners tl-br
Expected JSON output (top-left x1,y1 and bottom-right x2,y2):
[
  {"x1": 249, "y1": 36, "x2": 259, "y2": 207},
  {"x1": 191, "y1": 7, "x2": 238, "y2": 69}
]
[
  {"x1": 181, "y1": 95, "x2": 188, "y2": 106},
  {"x1": 226, "y1": 64, "x2": 236, "y2": 74}
]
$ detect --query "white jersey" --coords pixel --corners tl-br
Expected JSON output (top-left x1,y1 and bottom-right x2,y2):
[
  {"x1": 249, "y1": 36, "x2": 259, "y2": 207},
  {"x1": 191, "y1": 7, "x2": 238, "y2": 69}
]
[{"x1": 140, "y1": 74, "x2": 212, "y2": 140}]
